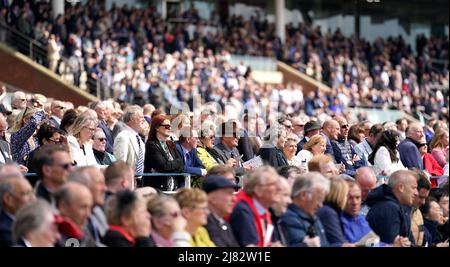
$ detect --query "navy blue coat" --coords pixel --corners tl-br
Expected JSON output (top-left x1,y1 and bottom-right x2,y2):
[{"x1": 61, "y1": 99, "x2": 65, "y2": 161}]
[
  {"x1": 296, "y1": 137, "x2": 307, "y2": 154},
  {"x1": 316, "y1": 203, "x2": 347, "y2": 246},
  {"x1": 398, "y1": 138, "x2": 423, "y2": 170},
  {"x1": 0, "y1": 210, "x2": 13, "y2": 247},
  {"x1": 175, "y1": 143, "x2": 205, "y2": 177},
  {"x1": 322, "y1": 133, "x2": 335, "y2": 161},
  {"x1": 366, "y1": 185, "x2": 415, "y2": 244},
  {"x1": 279, "y1": 203, "x2": 329, "y2": 247},
  {"x1": 331, "y1": 139, "x2": 366, "y2": 177},
  {"x1": 98, "y1": 120, "x2": 114, "y2": 154}
]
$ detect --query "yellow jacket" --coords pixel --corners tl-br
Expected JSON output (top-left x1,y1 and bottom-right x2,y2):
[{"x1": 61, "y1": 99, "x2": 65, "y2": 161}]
[
  {"x1": 189, "y1": 226, "x2": 216, "y2": 247},
  {"x1": 196, "y1": 146, "x2": 218, "y2": 171}
]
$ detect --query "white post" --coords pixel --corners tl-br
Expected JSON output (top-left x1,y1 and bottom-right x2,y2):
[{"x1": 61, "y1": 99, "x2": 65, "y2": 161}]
[
  {"x1": 275, "y1": 0, "x2": 285, "y2": 43},
  {"x1": 160, "y1": 0, "x2": 167, "y2": 20},
  {"x1": 52, "y1": 0, "x2": 64, "y2": 18}
]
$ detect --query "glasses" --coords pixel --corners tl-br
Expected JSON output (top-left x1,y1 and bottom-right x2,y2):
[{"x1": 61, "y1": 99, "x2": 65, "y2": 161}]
[
  {"x1": 341, "y1": 125, "x2": 349, "y2": 129},
  {"x1": 418, "y1": 143, "x2": 427, "y2": 148},
  {"x1": 96, "y1": 138, "x2": 107, "y2": 142},
  {"x1": 284, "y1": 124, "x2": 293, "y2": 129},
  {"x1": 294, "y1": 124, "x2": 304, "y2": 128},
  {"x1": 47, "y1": 138, "x2": 61, "y2": 144},
  {"x1": 54, "y1": 162, "x2": 75, "y2": 170},
  {"x1": 160, "y1": 124, "x2": 171, "y2": 129},
  {"x1": 84, "y1": 127, "x2": 96, "y2": 132},
  {"x1": 54, "y1": 106, "x2": 65, "y2": 110}
]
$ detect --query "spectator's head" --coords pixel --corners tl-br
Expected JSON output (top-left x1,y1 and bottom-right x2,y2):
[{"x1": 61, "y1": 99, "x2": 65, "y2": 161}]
[
  {"x1": 178, "y1": 127, "x2": 199, "y2": 151},
  {"x1": 361, "y1": 121, "x2": 373, "y2": 138},
  {"x1": 411, "y1": 170, "x2": 431, "y2": 208},
  {"x1": 308, "y1": 154, "x2": 337, "y2": 178},
  {"x1": 326, "y1": 177, "x2": 349, "y2": 211},
  {"x1": 11, "y1": 91, "x2": 27, "y2": 110},
  {"x1": 291, "y1": 116, "x2": 308, "y2": 136},
  {"x1": 0, "y1": 113, "x2": 8, "y2": 140},
  {"x1": 50, "y1": 100, "x2": 66, "y2": 119},
  {"x1": 36, "y1": 123, "x2": 63, "y2": 146},
  {"x1": 334, "y1": 116, "x2": 349, "y2": 140},
  {"x1": 0, "y1": 163, "x2": 22, "y2": 179},
  {"x1": 406, "y1": 123, "x2": 425, "y2": 143},
  {"x1": 303, "y1": 135, "x2": 327, "y2": 156},
  {"x1": 106, "y1": 190, "x2": 151, "y2": 238},
  {"x1": 271, "y1": 177, "x2": 292, "y2": 216},
  {"x1": 33, "y1": 144, "x2": 73, "y2": 189},
  {"x1": 68, "y1": 166, "x2": 107, "y2": 207},
  {"x1": 12, "y1": 200, "x2": 60, "y2": 247},
  {"x1": 92, "y1": 128, "x2": 107, "y2": 152},
  {"x1": 55, "y1": 182, "x2": 93, "y2": 229},
  {"x1": 419, "y1": 197, "x2": 443, "y2": 225},
  {"x1": 123, "y1": 105, "x2": 145, "y2": 133},
  {"x1": 291, "y1": 172, "x2": 330, "y2": 217},
  {"x1": 0, "y1": 174, "x2": 35, "y2": 215},
  {"x1": 149, "y1": 114, "x2": 171, "y2": 141},
  {"x1": 10, "y1": 107, "x2": 39, "y2": 133},
  {"x1": 263, "y1": 125, "x2": 288, "y2": 149},
  {"x1": 93, "y1": 101, "x2": 107, "y2": 121},
  {"x1": 143, "y1": 104, "x2": 155, "y2": 117},
  {"x1": 278, "y1": 117, "x2": 293, "y2": 133},
  {"x1": 243, "y1": 166, "x2": 281, "y2": 209},
  {"x1": 343, "y1": 180, "x2": 362, "y2": 217},
  {"x1": 203, "y1": 175, "x2": 239, "y2": 218},
  {"x1": 68, "y1": 111, "x2": 98, "y2": 144},
  {"x1": 396, "y1": 118, "x2": 408, "y2": 132},
  {"x1": 147, "y1": 194, "x2": 183, "y2": 240},
  {"x1": 429, "y1": 188, "x2": 449, "y2": 218},
  {"x1": 429, "y1": 129, "x2": 449, "y2": 150},
  {"x1": 367, "y1": 124, "x2": 384, "y2": 146},
  {"x1": 174, "y1": 188, "x2": 209, "y2": 234},
  {"x1": 105, "y1": 161, "x2": 135, "y2": 193},
  {"x1": 198, "y1": 125, "x2": 216, "y2": 149},
  {"x1": 303, "y1": 121, "x2": 322, "y2": 138},
  {"x1": 283, "y1": 134, "x2": 299, "y2": 160},
  {"x1": 355, "y1": 167, "x2": 377, "y2": 201},
  {"x1": 348, "y1": 124, "x2": 365, "y2": 144},
  {"x1": 322, "y1": 119, "x2": 340, "y2": 141},
  {"x1": 388, "y1": 170, "x2": 419, "y2": 206},
  {"x1": 277, "y1": 165, "x2": 301, "y2": 186},
  {"x1": 60, "y1": 109, "x2": 77, "y2": 133},
  {"x1": 368, "y1": 130, "x2": 400, "y2": 165},
  {"x1": 219, "y1": 121, "x2": 240, "y2": 149},
  {"x1": 207, "y1": 165, "x2": 236, "y2": 183}
]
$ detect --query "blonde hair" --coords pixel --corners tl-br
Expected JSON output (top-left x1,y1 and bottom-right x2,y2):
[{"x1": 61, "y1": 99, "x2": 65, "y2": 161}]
[
  {"x1": 174, "y1": 188, "x2": 208, "y2": 210},
  {"x1": 308, "y1": 154, "x2": 333, "y2": 172},
  {"x1": 325, "y1": 177, "x2": 349, "y2": 210},
  {"x1": 303, "y1": 135, "x2": 326, "y2": 152},
  {"x1": 429, "y1": 129, "x2": 449, "y2": 150},
  {"x1": 68, "y1": 111, "x2": 98, "y2": 138},
  {"x1": 10, "y1": 107, "x2": 40, "y2": 133}
]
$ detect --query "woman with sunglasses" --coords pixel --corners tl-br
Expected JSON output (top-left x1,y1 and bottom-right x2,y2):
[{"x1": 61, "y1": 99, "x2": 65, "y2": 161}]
[
  {"x1": 417, "y1": 142, "x2": 444, "y2": 188},
  {"x1": 10, "y1": 107, "x2": 45, "y2": 166},
  {"x1": 92, "y1": 128, "x2": 116, "y2": 166},
  {"x1": 67, "y1": 111, "x2": 98, "y2": 167},
  {"x1": 144, "y1": 115, "x2": 184, "y2": 191}
]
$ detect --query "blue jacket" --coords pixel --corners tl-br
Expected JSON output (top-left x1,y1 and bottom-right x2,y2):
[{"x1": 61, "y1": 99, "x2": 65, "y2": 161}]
[
  {"x1": 366, "y1": 185, "x2": 415, "y2": 244},
  {"x1": 341, "y1": 213, "x2": 372, "y2": 243},
  {"x1": 0, "y1": 209, "x2": 13, "y2": 247},
  {"x1": 279, "y1": 203, "x2": 329, "y2": 247},
  {"x1": 331, "y1": 138, "x2": 366, "y2": 177},
  {"x1": 175, "y1": 143, "x2": 205, "y2": 177},
  {"x1": 316, "y1": 203, "x2": 347, "y2": 246},
  {"x1": 398, "y1": 138, "x2": 423, "y2": 170},
  {"x1": 321, "y1": 133, "x2": 335, "y2": 161}
]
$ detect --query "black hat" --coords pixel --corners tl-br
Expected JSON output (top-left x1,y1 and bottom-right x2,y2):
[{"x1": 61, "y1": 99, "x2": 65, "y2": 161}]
[
  {"x1": 202, "y1": 175, "x2": 239, "y2": 193},
  {"x1": 304, "y1": 121, "x2": 321, "y2": 134}
]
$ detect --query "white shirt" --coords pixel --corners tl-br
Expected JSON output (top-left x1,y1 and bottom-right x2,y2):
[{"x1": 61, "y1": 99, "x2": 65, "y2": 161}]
[
  {"x1": 373, "y1": 146, "x2": 406, "y2": 176},
  {"x1": 67, "y1": 135, "x2": 98, "y2": 167}
]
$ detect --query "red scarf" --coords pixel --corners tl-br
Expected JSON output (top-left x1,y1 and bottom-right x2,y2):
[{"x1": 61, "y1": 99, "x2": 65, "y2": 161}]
[
  {"x1": 109, "y1": 225, "x2": 135, "y2": 246},
  {"x1": 233, "y1": 190, "x2": 273, "y2": 247}
]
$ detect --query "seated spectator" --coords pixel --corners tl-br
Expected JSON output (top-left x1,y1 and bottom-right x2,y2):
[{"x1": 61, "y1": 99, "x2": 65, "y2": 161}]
[
  {"x1": 355, "y1": 167, "x2": 378, "y2": 216},
  {"x1": 283, "y1": 134, "x2": 301, "y2": 167},
  {"x1": 258, "y1": 126, "x2": 289, "y2": 168},
  {"x1": 296, "y1": 121, "x2": 321, "y2": 153},
  {"x1": 410, "y1": 171, "x2": 431, "y2": 246},
  {"x1": 10, "y1": 108, "x2": 45, "y2": 165},
  {"x1": 297, "y1": 135, "x2": 327, "y2": 172},
  {"x1": 420, "y1": 197, "x2": 449, "y2": 247},
  {"x1": 144, "y1": 115, "x2": 184, "y2": 191},
  {"x1": 229, "y1": 166, "x2": 281, "y2": 247},
  {"x1": 308, "y1": 154, "x2": 339, "y2": 179},
  {"x1": 67, "y1": 112, "x2": 98, "y2": 167},
  {"x1": 0, "y1": 174, "x2": 36, "y2": 247},
  {"x1": 147, "y1": 194, "x2": 190, "y2": 247},
  {"x1": 196, "y1": 127, "x2": 219, "y2": 171},
  {"x1": 429, "y1": 129, "x2": 449, "y2": 168},
  {"x1": 398, "y1": 123, "x2": 425, "y2": 170},
  {"x1": 429, "y1": 187, "x2": 449, "y2": 223},
  {"x1": 270, "y1": 177, "x2": 292, "y2": 246},
  {"x1": 368, "y1": 130, "x2": 406, "y2": 176},
  {"x1": 103, "y1": 190, "x2": 153, "y2": 247},
  {"x1": 417, "y1": 143, "x2": 443, "y2": 187},
  {"x1": 12, "y1": 200, "x2": 60, "y2": 247},
  {"x1": 175, "y1": 127, "x2": 207, "y2": 178},
  {"x1": 277, "y1": 165, "x2": 302, "y2": 187},
  {"x1": 48, "y1": 100, "x2": 66, "y2": 129},
  {"x1": 59, "y1": 109, "x2": 77, "y2": 134},
  {"x1": 354, "y1": 124, "x2": 383, "y2": 166},
  {"x1": 174, "y1": 188, "x2": 215, "y2": 247},
  {"x1": 347, "y1": 124, "x2": 365, "y2": 148},
  {"x1": 10, "y1": 91, "x2": 27, "y2": 111},
  {"x1": 238, "y1": 114, "x2": 255, "y2": 162},
  {"x1": 92, "y1": 128, "x2": 115, "y2": 166},
  {"x1": 203, "y1": 175, "x2": 239, "y2": 247},
  {"x1": 341, "y1": 181, "x2": 374, "y2": 244},
  {"x1": 321, "y1": 119, "x2": 341, "y2": 160},
  {"x1": 207, "y1": 164, "x2": 237, "y2": 185},
  {"x1": 104, "y1": 161, "x2": 135, "y2": 198},
  {"x1": 316, "y1": 177, "x2": 353, "y2": 247},
  {"x1": 366, "y1": 170, "x2": 418, "y2": 246},
  {"x1": 279, "y1": 172, "x2": 330, "y2": 247}
]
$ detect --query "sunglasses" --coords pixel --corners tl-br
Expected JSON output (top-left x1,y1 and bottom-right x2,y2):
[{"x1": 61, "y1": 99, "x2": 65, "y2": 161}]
[
  {"x1": 341, "y1": 125, "x2": 349, "y2": 129},
  {"x1": 160, "y1": 124, "x2": 171, "y2": 129},
  {"x1": 54, "y1": 106, "x2": 65, "y2": 110},
  {"x1": 166, "y1": 211, "x2": 180, "y2": 218},
  {"x1": 55, "y1": 162, "x2": 75, "y2": 170},
  {"x1": 96, "y1": 138, "x2": 107, "y2": 142},
  {"x1": 47, "y1": 138, "x2": 61, "y2": 144}
]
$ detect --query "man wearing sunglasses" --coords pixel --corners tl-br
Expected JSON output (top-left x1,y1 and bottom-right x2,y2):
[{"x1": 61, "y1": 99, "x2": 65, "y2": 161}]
[{"x1": 49, "y1": 100, "x2": 66, "y2": 128}]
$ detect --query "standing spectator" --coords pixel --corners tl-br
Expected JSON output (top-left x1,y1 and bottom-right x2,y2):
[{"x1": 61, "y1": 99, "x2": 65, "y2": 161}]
[
  {"x1": 94, "y1": 102, "x2": 114, "y2": 154},
  {"x1": 104, "y1": 161, "x2": 135, "y2": 198},
  {"x1": 175, "y1": 128, "x2": 207, "y2": 178},
  {"x1": 368, "y1": 130, "x2": 406, "y2": 176},
  {"x1": 429, "y1": 130, "x2": 449, "y2": 168},
  {"x1": 279, "y1": 172, "x2": 330, "y2": 247},
  {"x1": 229, "y1": 166, "x2": 281, "y2": 247},
  {"x1": 92, "y1": 128, "x2": 115, "y2": 166},
  {"x1": 366, "y1": 170, "x2": 418, "y2": 245},
  {"x1": 237, "y1": 114, "x2": 255, "y2": 162},
  {"x1": 47, "y1": 34, "x2": 61, "y2": 73},
  {"x1": 398, "y1": 123, "x2": 425, "y2": 170},
  {"x1": 297, "y1": 135, "x2": 327, "y2": 172},
  {"x1": 174, "y1": 188, "x2": 216, "y2": 247},
  {"x1": 418, "y1": 143, "x2": 444, "y2": 186},
  {"x1": 297, "y1": 121, "x2": 321, "y2": 153},
  {"x1": 396, "y1": 118, "x2": 408, "y2": 141},
  {"x1": 355, "y1": 167, "x2": 378, "y2": 216},
  {"x1": 203, "y1": 175, "x2": 239, "y2": 247},
  {"x1": 258, "y1": 126, "x2": 289, "y2": 168},
  {"x1": 354, "y1": 124, "x2": 383, "y2": 166},
  {"x1": 67, "y1": 112, "x2": 98, "y2": 167},
  {"x1": 49, "y1": 100, "x2": 66, "y2": 128}
]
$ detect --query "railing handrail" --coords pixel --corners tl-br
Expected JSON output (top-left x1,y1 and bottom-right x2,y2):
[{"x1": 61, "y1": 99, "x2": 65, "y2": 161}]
[
  {"x1": 0, "y1": 23, "x2": 47, "y2": 52},
  {"x1": 24, "y1": 172, "x2": 192, "y2": 177},
  {"x1": 377, "y1": 175, "x2": 448, "y2": 180}
]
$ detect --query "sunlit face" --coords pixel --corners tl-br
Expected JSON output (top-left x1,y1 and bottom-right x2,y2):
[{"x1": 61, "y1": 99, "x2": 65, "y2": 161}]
[
  {"x1": 413, "y1": 188, "x2": 429, "y2": 208},
  {"x1": 283, "y1": 140, "x2": 297, "y2": 158},
  {"x1": 408, "y1": 127, "x2": 424, "y2": 142},
  {"x1": 184, "y1": 201, "x2": 210, "y2": 228},
  {"x1": 319, "y1": 161, "x2": 337, "y2": 178},
  {"x1": 208, "y1": 188, "x2": 236, "y2": 217},
  {"x1": 311, "y1": 141, "x2": 326, "y2": 155},
  {"x1": 200, "y1": 135, "x2": 215, "y2": 149},
  {"x1": 302, "y1": 187, "x2": 326, "y2": 217},
  {"x1": 157, "y1": 119, "x2": 172, "y2": 138},
  {"x1": 80, "y1": 122, "x2": 96, "y2": 143},
  {"x1": 344, "y1": 185, "x2": 362, "y2": 217},
  {"x1": 93, "y1": 131, "x2": 107, "y2": 152},
  {"x1": 400, "y1": 177, "x2": 418, "y2": 206}
]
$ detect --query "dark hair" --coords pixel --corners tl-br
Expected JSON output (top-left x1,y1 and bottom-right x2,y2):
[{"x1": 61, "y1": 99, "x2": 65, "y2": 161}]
[
  {"x1": 429, "y1": 187, "x2": 449, "y2": 202},
  {"x1": 36, "y1": 123, "x2": 64, "y2": 145},
  {"x1": 148, "y1": 114, "x2": 168, "y2": 141},
  {"x1": 419, "y1": 197, "x2": 438, "y2": 216},
  {"x1": 104, "y1": 161, "x2": 132, "y2": 186},
  {"x1": 368, "y1": 130, "x2": 400, "y2": 165},
  {"x1": 105, "y1": 189, "x2": 140, "y2": 226},
  {"x1": 348, "y1": 124, "x2": 364, "y2": 143},
  {"x1": 412, "y1": 169, "x2": 431, "y2": 191},
  {"x1": 33, "y1": 144, "x2": 69, "y2": 178},
  {"x1": 277, "y1": 165, "x2": 301, "y2": 179},
  {"x1": 60, "y1": 109, "x2": 77, "y2": 133},
  {"x1": 369, "y1": 124, "x2": 384, "y2": 137}
]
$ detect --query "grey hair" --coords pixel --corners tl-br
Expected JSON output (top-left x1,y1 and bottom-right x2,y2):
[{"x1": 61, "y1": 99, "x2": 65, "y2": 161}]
[
  {"x1": 68, "y1": 167, "x2": 92, "y2": 187},
  {"x1": 12, "y1": 200, "x2": 55, "y2": 242},
  {"x1": 0, "y1": 177, "x2": 15, "y2": 208},
  {"x1": 291, "y1": 172, "x2": 330, "y2": 198},
  {"x1": 122, "y1": 105, "x2": 143, "y2": 124},
  {"x1": 243, "y1": 166, "x2": 278, "y2": 195},
  {"x1": 68, "y1": 111, "x2": 98, "y2": 138}
]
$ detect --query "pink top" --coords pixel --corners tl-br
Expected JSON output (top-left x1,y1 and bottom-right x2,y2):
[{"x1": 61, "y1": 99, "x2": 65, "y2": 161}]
[{"x1": 431, "y1": 148, "x2": 446, "y2": 167}]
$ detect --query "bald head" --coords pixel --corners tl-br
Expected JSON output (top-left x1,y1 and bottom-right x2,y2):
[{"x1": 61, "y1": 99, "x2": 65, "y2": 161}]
[
  {"x1": 388, "y1": 170, "x2": 418, "y2": 206},
  {"x1": 55, "y1": 182, "x2": 93, "y2": 228},
  {"x1": 355, "y1": 167, "x2": 377, "y2": 201},
  {"x1": 0, "y1": 164, "x2": 22, "y2": 179},
  {"x1": 322, "y1": 119, "x2": 340, "y2": 140}
]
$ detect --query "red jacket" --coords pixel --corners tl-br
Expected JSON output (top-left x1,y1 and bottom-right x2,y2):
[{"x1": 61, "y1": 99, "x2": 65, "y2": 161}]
[{"x1": 423, "y1": 153, "x2": 444, "y2": 187}]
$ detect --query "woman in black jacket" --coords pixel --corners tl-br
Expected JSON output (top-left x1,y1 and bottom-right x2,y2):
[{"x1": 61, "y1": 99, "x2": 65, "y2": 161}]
[
  {"x1": 144, "y1": 114, "x2": 184, "y2": 191},
  {"x1": 257, "y1": 126, "x2": 289, "y2": 168}
]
